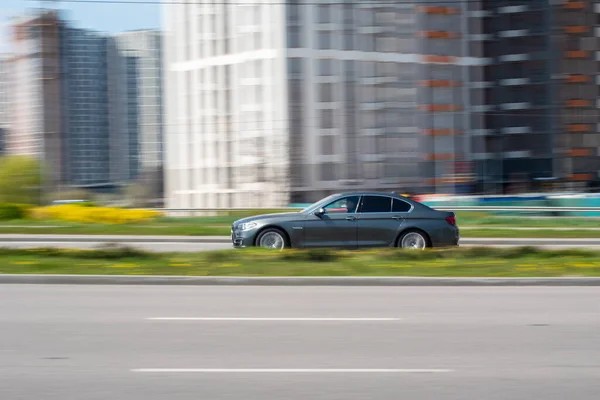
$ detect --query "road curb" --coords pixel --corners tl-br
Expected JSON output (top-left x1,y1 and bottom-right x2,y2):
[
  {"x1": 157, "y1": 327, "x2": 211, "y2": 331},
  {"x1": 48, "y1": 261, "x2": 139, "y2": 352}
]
[
  {"x1": 0, "y1": 235, "x2": 229, "y2": 243},
  {"x1": 1, "y1": 275, "x2": 600, "y2": 286}
]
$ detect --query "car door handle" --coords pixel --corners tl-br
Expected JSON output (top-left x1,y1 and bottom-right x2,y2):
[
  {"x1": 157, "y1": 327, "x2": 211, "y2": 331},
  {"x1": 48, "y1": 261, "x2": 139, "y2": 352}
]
[
  {"x1": 346, "y1": 216, "x2": 357, "y2": 221},
  {"x1": 392, "y1": 216, "x2": 403, "y2": 220}
]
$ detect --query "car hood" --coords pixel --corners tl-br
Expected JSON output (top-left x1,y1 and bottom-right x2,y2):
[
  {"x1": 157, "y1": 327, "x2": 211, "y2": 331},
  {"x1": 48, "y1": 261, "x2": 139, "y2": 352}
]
[{"x1": 233, "y1": 212, "x2": 302, "y2": 226}]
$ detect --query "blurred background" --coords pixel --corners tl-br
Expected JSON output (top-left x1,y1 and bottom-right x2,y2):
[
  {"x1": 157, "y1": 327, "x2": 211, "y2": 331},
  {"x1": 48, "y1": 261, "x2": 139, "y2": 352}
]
[{"x1": 0, "y1": 0, "x2": 599, "y2": 210}]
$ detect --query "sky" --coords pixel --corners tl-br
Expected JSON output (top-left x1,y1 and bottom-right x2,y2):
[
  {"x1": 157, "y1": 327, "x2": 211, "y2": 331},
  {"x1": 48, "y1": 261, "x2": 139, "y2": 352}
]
[{"x1": 0, "y1": 0, "x2": 161, "y2": 52}]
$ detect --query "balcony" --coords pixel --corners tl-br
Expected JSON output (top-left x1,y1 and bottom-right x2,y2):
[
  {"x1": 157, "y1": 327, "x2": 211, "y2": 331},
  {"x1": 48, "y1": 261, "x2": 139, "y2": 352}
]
[
  {"x1": 470, "y1": 81, "x2": 494, "y2": 89},
  {"x1": 565, "y1": 74, "x2": 590, "y2": 83},
  {"x1": 362, "y1": 127, "x2": 386, "y2": 136},
  {"x1": 419, "y1": 79, "x2": 461, "y2": 87},
  {"x1": 360, "y1": 101, "x2": 386, "y2": 111},
  {"x1": 564, "y1": 26, "x2": 590, "y2": 34},
  {"x1": 360, "y1": 76, "x2": 397, "y2": 85},
  {"x1": 497, "y1": 5, "x2": 529, "y2": 14},
  {"x1": 500, "y1": 102, "x2": 531, "y2": 110},
  {"x1": 499, "y1": 78, "x2": 531, "y2": 86},
  {"x1": 421, "y1": 55, "x2": 458, "y2": 64},
  {"x1": 566, "y1": 124, "x2": 591, "y2": 132},
  {"x1": 570, "y1": 148, "x2": 592, "y2": 157},
  {"x1": 566, "y1": 99, "x2": 592, "y2": 107},
  {"x1": 504, "y1": 151, "x2": 531, "y2": 159},
  {"x1": 419, "y1": 104, "x2": 461, "y2": 112},
  {"x1": 422, "y1": 128, "x2": 458, "y2": 136},
  {"x1": 503, "y1": 126, "x2": 531, "y2": 134},
  {"x1": 498, "y1": 29, "x2": 529, "y2": 38},
  {"x1": 564, "y1": 1, "x2": 586, "y2": 10},
  {"x1": 499, "y1": 53, "x2": 530, "y2": 62},
  {"x1": 358, "y1": 26, "x2": 386, "y2": 35},
  {"x1": 418, "y1": 31, "x2": 460, "y2": 39},
  {"x1": 470, "y1": 34, "x2": 493, "y2": 41},
  {"x1": 471, "y1": 129, "x2": 494, "y2": 136},
  {"x1": 418, "y1": 6, "x2": 460, "y2": 15}
]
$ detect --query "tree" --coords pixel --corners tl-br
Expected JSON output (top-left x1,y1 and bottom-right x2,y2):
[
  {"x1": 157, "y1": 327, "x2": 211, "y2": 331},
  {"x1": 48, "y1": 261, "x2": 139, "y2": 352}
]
[{"x1": 0, "y1": 155, "x2": 43, "y2": 205}]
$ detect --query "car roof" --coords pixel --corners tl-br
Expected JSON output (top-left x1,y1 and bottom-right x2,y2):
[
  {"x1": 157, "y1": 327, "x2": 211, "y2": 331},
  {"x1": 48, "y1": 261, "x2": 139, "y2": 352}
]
[{"x1": 332, "y1": 191, "x2": 408, "y2": 199}]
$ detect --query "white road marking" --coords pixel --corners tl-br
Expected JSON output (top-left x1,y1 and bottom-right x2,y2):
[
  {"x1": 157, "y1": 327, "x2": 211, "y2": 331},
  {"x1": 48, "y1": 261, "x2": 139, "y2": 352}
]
[
  {"x1": 146, "y1": 317, "x2": 402, "y2": 322},
  {"x1": 132, "y1": 368, "x2": 452, "y2": 373}
]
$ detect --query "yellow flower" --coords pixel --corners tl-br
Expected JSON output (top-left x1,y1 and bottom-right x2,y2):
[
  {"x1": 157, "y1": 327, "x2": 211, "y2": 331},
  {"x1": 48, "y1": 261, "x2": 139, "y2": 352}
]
[
  {"x1": 108, "y1": 263, "x2": 138, "y2": 269},
  {"x1": 29, "y1": 205, "x2": 162, "y2": 224}
]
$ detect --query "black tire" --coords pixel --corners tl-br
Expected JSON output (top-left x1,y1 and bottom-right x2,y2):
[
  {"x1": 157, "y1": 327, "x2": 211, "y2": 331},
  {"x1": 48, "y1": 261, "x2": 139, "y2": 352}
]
[
  {"x1": 397, "y1": 230, "x2": 430, "y2": 250},
  {"x1": 255, "y1": 228, "x2": 289, "y2": 250}
]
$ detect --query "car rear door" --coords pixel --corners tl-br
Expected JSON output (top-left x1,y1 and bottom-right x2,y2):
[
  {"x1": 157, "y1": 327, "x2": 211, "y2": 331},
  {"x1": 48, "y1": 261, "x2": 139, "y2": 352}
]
[{"x1": 357, "y1": 195, "x2": 405, "y2": 248}]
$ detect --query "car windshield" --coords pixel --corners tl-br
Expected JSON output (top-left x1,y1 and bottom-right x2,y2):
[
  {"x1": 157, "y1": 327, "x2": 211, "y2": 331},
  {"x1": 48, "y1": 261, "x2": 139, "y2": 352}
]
[{"x1": 300, "y1": 194, "x2": 338, "y2": 214}]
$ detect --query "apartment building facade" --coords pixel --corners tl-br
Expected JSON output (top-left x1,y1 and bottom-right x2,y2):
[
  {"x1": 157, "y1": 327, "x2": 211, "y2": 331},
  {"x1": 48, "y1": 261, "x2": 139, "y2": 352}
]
[
  {"x1": 164, "y1": 1, "x2": 480, "y2": 208},
  {"x1": 467, "y1": 0, "x2": 600, "y2": 192},
  {"x1": 163, "y1": 0, "x2": 599, "y2": 208}
]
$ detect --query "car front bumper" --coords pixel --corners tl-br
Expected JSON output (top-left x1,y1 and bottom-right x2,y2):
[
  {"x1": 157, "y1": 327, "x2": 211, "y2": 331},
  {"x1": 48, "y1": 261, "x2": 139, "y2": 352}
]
[{"x1": 231, "y1": 228, "x2": 259, "y2": 248}]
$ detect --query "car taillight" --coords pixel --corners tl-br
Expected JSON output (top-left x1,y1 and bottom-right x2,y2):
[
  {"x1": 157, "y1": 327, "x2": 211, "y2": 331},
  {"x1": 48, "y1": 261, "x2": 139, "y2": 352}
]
[{"x1": 445, "y1": 215, "x2": 456, "y2": 226}]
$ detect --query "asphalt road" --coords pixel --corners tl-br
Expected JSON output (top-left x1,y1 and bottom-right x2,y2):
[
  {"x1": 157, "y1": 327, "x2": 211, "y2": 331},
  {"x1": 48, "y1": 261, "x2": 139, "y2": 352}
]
[
  {"x1": 1, "y1": 285, "x2": 599, "y2": 400},
  {"x1": 1, "y1": 234, "x2": 600, "y2": 251}
]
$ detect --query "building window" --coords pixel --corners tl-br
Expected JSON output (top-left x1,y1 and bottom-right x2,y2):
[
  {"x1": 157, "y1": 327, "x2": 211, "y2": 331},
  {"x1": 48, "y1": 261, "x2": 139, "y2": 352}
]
[
  {"x1": 320, "y1": 162, "x2": 337, "y2": 181},
  {"x1": 288, "y1": 57, "x2": 302, "y2": 77},
  {"x1": 320, "y1": 135, "x2": 335, "y2": 155},
  {"x1": 287, "y1": 3, "x2": 301, "y2": 24},
  {"x1": 320, "y1": 109, "x2": 335, "y2": 129},
  {"x1": 316, "y1": 5, "x2": 332, "y2": 23},
  {"x1": 317, "y1": 31, "x2": 332, "y2": 50},
  {"x1": 317, "y1": 59, "x2": 333, "y2": 76},
  {"x1": 287, "y1": 26, "x2": 301, "y2": 48},
  {"x1": 319, "y1": 83, "x2": 334, "y2": 102}
]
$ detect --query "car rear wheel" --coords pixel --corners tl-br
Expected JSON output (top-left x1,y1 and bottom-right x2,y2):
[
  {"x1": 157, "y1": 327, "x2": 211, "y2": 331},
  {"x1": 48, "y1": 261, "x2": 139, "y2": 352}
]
[
  {"x1": 398, "y1": 230, "x2": 428, "y2": 250},
  {"x1": 256, "y1": 229, "x2": 287, "y2": 250}
]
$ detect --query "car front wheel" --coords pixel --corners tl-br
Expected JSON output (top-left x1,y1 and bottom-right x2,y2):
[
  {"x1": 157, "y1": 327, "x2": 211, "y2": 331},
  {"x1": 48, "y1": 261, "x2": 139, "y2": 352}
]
[{"x1": 256, "y1": 229, "x2": 287, "y2": 250}]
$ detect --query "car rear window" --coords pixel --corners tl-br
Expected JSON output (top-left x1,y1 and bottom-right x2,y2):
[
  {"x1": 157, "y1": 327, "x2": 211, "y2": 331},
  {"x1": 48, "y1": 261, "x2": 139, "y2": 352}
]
[
  {"x1": 360, "y1": 196, "x2": 392, "y2": 213},
  {"x1": 392, "y1": 198, "x2": 411, "y2": 212}
]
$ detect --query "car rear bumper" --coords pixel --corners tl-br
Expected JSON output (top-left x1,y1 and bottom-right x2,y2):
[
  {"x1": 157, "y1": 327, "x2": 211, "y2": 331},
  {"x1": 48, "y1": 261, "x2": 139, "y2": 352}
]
[{"x1": 432, "y1": 226, "x2": 459, "y2": 248}]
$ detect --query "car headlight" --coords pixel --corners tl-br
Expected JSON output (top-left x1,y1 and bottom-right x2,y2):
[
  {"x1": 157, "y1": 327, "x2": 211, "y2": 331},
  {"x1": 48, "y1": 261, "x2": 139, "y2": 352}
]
[{"x1": 238, "y1": 222, "x2": 258, "y2": 231}]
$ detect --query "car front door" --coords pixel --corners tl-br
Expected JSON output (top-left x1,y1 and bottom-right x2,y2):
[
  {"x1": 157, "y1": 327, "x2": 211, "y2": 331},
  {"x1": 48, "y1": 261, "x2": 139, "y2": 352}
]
[
  {"x1": 357, "y1": 195, "x2": 406, "y2": 248},
  {"x1": 302, "y1": 195, "x2": 360, "y2": 249}
]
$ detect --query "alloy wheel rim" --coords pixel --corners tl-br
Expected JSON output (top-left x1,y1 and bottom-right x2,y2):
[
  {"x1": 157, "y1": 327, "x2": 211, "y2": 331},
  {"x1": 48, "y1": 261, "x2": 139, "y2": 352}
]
[
  {"x1": 401, "y1": 233, "x2": 426, "y2": 250},
  {"x1": 259, "y1": 232, "x2": 285, "y2": 250}
]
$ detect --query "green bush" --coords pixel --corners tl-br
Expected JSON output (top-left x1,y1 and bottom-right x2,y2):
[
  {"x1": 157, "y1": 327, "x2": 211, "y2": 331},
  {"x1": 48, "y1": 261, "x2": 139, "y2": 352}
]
[{"x1": 0, "y1": 203, "x2": 33, "y2": 220}]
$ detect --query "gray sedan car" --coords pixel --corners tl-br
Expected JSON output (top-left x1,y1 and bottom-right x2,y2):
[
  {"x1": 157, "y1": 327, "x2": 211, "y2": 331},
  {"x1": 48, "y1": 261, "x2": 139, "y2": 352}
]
[{"x1": 231, "y1": 192, "x2": 459, "y2": 250}]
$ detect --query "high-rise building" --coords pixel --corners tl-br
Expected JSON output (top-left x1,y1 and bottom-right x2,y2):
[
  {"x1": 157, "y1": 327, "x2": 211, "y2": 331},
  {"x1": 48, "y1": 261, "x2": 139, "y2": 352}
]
[
  {"x1": 10, "y1": 11, "x2": 64, "y2": 187},
  {"x1": 60, "y1": 26, "x2": 113, "y2": 187},
  {"x1": 115, "y1": 30, "x2": 164, "y2": 181},
  {"x1": 0, "y1": 55, "x2": 11, "y2": 156},
  {"x1": 553, "y1": 0, "x2": 600, "y2": 187},
  {"x1": 9, "y1": 10, "x2": 164, "y2": 193},
  {"x1": 466, "y1": 0, "x2": 599, "y2": 192}
]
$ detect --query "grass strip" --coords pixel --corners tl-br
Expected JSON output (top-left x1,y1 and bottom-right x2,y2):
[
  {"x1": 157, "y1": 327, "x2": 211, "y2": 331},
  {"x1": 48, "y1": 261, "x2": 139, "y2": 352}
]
[
  {"x1": 1, "y1": 246, "x2": 599, "y2": 277},
  {"x1": 0, "y1": 211, "x2": 599, "y2": 238}
]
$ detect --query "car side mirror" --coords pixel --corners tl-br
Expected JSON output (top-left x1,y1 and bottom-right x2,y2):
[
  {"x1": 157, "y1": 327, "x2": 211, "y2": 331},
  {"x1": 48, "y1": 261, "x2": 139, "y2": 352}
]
[{"x1": 315, "y1": 207, "x2": 326, "y2": 217}]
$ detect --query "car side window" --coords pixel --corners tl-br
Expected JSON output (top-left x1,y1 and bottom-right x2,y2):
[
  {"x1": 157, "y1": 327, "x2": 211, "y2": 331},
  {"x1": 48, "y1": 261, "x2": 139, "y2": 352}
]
[
  {"x1": 360, "y1": 196, "x2": 392, "y2": 213},
  {"x1": 324, "y1": 196, "x2": 360, "y2": 214},
  {"x1": 392, "y1": 198, "x2": 412, "y2": 212}
]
